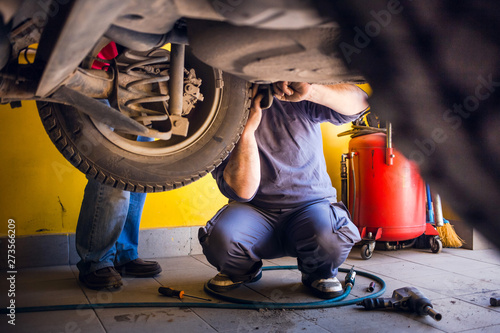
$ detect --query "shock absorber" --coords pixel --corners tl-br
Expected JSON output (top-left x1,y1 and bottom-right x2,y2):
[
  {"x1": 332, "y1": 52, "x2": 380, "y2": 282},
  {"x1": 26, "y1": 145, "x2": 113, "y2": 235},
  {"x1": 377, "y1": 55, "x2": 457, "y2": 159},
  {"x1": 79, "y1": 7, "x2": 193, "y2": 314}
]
[{"x1": 340, "y1": 153, "x2": 348, "y2": 208}]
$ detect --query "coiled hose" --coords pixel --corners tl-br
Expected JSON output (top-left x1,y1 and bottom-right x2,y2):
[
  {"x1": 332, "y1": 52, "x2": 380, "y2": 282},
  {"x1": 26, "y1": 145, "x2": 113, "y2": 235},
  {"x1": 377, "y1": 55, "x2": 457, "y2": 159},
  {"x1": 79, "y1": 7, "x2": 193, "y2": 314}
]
[{"x1": 0, "y1": 266, "x2": 385, "y2": 313}]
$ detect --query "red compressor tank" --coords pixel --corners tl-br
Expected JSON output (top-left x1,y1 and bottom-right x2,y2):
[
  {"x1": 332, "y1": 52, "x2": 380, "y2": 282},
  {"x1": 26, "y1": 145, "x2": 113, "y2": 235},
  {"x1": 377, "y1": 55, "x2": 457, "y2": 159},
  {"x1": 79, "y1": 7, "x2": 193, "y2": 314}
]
[{"x1": 347, "y1": 133, "x2": 426, "y2": 253}]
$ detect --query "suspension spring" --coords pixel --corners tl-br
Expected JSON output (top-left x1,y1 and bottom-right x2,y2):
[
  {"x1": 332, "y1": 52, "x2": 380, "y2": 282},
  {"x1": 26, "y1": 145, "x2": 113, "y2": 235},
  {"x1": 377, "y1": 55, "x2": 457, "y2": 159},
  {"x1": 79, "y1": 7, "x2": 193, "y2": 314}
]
[{"x1": 121, "y1": 49, "x2": 171, "y2": 123}]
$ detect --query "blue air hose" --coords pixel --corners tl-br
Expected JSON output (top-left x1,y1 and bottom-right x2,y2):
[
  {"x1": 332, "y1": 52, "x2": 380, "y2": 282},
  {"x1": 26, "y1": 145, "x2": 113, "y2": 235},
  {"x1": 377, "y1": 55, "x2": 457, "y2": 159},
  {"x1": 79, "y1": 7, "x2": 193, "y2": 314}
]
[{"x1": 2, "y1": 266, "x2": 385, "y2": 313}]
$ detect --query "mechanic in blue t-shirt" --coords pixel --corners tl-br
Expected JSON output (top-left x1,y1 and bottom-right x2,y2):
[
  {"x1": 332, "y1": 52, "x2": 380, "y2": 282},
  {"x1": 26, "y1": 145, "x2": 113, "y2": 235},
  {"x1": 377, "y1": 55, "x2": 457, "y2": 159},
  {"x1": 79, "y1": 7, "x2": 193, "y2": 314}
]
[{"x1": 199, "y1": 81, "x2": 369, "y2": 299}]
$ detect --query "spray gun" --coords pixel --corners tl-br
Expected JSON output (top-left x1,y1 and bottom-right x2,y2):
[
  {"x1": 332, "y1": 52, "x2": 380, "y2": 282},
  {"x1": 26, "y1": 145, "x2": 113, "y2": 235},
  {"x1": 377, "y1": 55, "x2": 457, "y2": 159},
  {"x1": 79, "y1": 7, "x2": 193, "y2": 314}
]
[{"x1": 357, "y1": 287, "x2": 442, "y2": 321}]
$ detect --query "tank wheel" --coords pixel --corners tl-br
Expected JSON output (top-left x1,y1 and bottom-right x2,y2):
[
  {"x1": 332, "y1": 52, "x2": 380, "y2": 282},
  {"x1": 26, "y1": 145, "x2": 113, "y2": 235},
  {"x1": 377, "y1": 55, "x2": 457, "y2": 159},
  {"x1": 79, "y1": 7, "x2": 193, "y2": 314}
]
[
  {"x1": 361, "y1": 244, "x2": 373, "y2": 260},
  {"x1": 430, "y1": 236, "x2": 443, "y2": 254}
]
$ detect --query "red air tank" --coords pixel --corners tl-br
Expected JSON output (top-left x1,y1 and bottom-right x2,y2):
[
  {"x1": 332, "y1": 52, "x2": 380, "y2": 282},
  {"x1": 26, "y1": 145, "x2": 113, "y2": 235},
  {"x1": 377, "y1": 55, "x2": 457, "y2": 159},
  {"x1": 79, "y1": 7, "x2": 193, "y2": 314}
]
[{"x1": 348, "y1": 133, "x2": 426, "y2": 243}]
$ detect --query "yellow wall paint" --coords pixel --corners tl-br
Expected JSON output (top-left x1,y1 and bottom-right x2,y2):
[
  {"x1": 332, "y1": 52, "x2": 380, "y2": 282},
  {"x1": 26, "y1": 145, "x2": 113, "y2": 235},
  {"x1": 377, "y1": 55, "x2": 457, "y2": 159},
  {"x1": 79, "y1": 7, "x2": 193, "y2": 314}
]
[
  {"x1": 321, "y1": 122, "x2": 352, "y2": 196},
  {"x1": 1, "y1": 101, "x2": 87, "y2": 235},
  {"x1": 0, "y1": 101, "x2": 229, "y2": 236}
]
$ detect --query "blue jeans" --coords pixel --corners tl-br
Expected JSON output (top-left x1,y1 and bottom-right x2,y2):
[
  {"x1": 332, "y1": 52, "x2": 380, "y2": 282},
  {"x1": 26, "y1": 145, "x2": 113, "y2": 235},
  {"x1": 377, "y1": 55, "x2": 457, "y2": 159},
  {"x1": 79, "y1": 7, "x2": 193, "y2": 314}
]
[
  {"x1": 76, "y1": 178, "x2": 147, "y2": 274},
  {"x1": 75, "y1": 129, "x2": 152, "y2": 275},
  {"x1": 199, "y1": 199, "x2": 361, "y2": 282}
]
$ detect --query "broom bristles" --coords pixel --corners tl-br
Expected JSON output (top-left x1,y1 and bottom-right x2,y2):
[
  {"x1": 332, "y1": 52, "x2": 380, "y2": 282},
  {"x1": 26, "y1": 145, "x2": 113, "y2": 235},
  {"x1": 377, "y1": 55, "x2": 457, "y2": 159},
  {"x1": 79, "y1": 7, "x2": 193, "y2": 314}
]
[{"x1": 437, "y1": 223, "x2": 464, "y2": 248}]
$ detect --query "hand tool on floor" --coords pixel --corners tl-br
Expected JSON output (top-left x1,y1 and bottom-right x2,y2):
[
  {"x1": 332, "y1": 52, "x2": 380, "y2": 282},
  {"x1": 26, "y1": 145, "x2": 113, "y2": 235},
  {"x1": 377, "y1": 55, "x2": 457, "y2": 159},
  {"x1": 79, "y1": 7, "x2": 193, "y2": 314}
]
[
  {"x1": 357, "y1": 287, "x2": 442, "y2": 321},
  {"x1": 158, "y1": 286, "x2": 211, "y2": 301}
]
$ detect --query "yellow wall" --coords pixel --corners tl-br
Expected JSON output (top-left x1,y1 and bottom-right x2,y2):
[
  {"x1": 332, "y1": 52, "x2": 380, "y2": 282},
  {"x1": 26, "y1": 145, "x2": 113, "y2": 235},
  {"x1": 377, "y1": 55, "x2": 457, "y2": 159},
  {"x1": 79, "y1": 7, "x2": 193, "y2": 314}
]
[
  {"x1": 0, "y1": 101, "x2": 229, "y2": 235},
  {"x1": 0, "y1": 95, "x2": 358, "y2": 236}
]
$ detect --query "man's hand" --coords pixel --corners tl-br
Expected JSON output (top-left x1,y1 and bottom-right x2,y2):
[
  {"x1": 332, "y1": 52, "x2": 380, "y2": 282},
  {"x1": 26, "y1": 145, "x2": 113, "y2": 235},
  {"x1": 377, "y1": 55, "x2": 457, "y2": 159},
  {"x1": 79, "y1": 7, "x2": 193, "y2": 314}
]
[
  {"x1": 243, "y1": 93, "x2": 264, "y2": 135},
  {"x1": 274, "y1": 81, "x2": 369, "y2": 116},
  {"x1": 273, "y1": 81, "x2": 312, "y2": 102}
]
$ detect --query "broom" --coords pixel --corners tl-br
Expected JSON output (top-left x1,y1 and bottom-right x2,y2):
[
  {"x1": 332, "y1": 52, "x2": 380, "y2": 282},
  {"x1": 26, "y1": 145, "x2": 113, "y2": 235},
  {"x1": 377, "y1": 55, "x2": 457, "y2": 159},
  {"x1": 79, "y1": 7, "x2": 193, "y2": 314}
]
[{"x1": 433, "y1": 193, "x2": 464, "y2": 248}]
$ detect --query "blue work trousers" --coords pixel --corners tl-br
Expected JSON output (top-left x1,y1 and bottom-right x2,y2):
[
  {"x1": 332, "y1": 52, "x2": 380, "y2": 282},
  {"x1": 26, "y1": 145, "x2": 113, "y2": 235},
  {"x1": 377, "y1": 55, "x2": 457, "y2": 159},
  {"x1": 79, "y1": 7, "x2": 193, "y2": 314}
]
[{"x1": 199, "y1": 199, "x2": 361, "y2": 282}]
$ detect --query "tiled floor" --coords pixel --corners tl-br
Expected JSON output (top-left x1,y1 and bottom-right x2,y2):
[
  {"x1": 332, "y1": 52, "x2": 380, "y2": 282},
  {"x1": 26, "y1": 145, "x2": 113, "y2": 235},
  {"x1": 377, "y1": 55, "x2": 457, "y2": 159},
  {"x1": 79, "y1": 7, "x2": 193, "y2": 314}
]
[{"x1": 1, "y1": 247, "x2": 500, "y2": 332}]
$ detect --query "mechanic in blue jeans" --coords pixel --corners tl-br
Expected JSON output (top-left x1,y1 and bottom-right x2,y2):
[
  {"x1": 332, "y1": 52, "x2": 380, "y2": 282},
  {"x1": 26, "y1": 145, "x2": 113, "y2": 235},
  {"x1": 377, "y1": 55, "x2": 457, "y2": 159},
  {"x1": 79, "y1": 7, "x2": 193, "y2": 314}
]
[
  {"x1": 199, "y1": 81, "x2": 367, "y2": 299},
  {"x1": 76, "y1": 136, "x2": 161, "y2": 290}
]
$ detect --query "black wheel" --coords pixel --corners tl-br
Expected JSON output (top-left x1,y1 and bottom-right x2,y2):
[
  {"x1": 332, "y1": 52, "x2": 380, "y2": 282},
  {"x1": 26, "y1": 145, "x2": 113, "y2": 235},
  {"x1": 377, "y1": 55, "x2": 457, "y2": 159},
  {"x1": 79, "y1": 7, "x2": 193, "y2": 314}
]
[
  {"x1": 361, "y1": 244, "x2": 373, "y2": 260},
  {"x1": 37, "y1": 47, "x2": 251, "y2": 192},
  {"x1": 430, "y1": 237, "x2": 443, "y2": 254}
]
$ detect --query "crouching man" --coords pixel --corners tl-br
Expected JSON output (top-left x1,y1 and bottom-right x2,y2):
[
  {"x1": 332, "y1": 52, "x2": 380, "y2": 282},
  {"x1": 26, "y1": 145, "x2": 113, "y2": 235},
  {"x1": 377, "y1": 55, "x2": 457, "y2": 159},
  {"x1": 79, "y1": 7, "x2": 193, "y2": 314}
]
[{"x1": 199, "y1": 81, "x2": 367, "y2": 298}]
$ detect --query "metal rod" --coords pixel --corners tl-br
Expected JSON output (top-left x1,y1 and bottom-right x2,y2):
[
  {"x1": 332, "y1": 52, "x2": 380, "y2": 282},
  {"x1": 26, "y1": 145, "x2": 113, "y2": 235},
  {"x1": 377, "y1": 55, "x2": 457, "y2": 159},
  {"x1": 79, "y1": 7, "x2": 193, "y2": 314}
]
[
  {"x1": 386, "y1": 121, "x2": 392, "y2": 149},
  {"x1": 385, "y1": 121, "x2": 394, "y2": 165},
  {"x1": 169, "y1": 43, "x2": 185, "y2": 116},
  {"x1": 340, "y1": 154, "x2": 348, "y2": 208},
  {"x1": 424, "y1": 305, "x2": 442, "y2": 321}
]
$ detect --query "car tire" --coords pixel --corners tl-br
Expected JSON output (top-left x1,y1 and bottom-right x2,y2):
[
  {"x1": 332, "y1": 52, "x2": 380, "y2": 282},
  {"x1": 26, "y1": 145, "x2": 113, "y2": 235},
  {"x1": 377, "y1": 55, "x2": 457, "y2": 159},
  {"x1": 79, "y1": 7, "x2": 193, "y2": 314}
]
[{"x1": 37, "y1": 65, "x2": 251, "y2": 193}]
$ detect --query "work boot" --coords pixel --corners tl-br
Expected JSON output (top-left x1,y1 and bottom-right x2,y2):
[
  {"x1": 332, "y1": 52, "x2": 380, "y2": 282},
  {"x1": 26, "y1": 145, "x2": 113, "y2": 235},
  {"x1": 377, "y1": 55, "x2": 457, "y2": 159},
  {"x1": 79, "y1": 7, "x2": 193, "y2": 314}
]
[
  {"x1": 207, "y1": 269, "x2": 262, "y2": 292},
  {"x1": 302, "y1": 274, "x2": 344, "y2": 299},
  {"x1": 79, "y1": 267, "x2": 123, "y2": 290},
  {"x1": 115, "y1": 258, "x2": 162, "y2": 277}
]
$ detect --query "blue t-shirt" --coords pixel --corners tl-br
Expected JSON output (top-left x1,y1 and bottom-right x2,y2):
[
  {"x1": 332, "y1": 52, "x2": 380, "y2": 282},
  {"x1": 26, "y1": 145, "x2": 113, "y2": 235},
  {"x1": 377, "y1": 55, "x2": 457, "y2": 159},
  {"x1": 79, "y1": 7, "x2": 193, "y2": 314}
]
[{"x1": 213, "y1": 97, "x2": 360, "y2": 208}]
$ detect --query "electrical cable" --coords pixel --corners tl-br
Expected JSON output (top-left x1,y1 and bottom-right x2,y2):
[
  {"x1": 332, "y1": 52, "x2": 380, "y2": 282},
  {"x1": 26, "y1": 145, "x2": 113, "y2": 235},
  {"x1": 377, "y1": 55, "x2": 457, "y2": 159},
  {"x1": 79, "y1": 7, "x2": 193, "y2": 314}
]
[{"x1": 1, "y1": 266, "x2": 386, "y2": 314}]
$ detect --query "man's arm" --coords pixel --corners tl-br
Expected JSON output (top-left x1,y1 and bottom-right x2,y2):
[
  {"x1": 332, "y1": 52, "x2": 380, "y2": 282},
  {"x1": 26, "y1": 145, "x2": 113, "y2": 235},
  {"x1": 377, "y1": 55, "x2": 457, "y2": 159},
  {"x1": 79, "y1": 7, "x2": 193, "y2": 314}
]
[
  {"x1": 273, "y1": 81, "x2": 369, "y2": 115},
  {"x1": 222, "y1": 94, "x2": 263, "y2": 200}
]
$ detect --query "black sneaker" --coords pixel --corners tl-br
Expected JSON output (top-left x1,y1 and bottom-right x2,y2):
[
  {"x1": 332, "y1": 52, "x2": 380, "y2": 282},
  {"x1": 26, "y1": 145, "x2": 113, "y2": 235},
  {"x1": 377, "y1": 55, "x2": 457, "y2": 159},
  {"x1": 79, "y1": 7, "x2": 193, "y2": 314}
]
[
  {"x1": 207, "y1": 269, "x2": 262, "y2": 292},
  {"x1": 302, "y1": 273, "x2": 344, "y2": 299},
  {"x1": 79, "y1": 267, "x2": 123, "y2": 290},
  {"x1": 115, "y1": 258, "x2": 162, "y2": 277}
]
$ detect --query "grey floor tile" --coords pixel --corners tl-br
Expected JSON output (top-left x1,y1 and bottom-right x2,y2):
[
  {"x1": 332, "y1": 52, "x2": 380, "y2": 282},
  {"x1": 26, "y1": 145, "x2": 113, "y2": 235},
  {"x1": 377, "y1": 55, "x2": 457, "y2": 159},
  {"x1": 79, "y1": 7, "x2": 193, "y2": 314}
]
[
  {"x1": 424, "y1": 297, "x2": 500, "y2": 332},
  {"x1": 455, "y1": 289, "x2": 500, "y2": 314},
  {"x1": 460, "y1": 324, "x2": 500, "y2": 333},
  {"x1": 0, "y1": 266, "x2": 88, "y2": 308},
  {"x1": 401, "y1": 270, "x2": 500, "y2": 298},
  {"x1": 156, "y1": 264, "x2": 216, "y2": 286},
  {"x1": 95, "y1": 307, "x2": 217, "y2": 333},
  {"x1": 190, "y1": 253, "x2": 215, "y2": 268},
  {"x1": 156, "y1": 255, "x2": 212, "y2": 272},
  {"x1": 441, "y1": 248, "x2": 500, "y2": 265},
  {"x1": 454, "y1": 265, "x2": 500, "y2": 285},
  {"x1": 0, "y1": 310, "x2": 105, "y2": 333},
  {"x1": 265, "y1": 256, "x2": 298, "y2": 266},
  {"x1": 194, "y1": 307, "x2": 331, "y2": 333},
  {"x1": 353, "y1": 259, "x2": 445, "y2": 280},
  {"x1": 413, "y1": 255, "x2": 498, "y2": 274},
  {"x1": 299, "y1": 306, "x2": 443, "y2": 333},
  {"x1": 80, "y1": 277, "x2": 165, "y2": 304}
]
